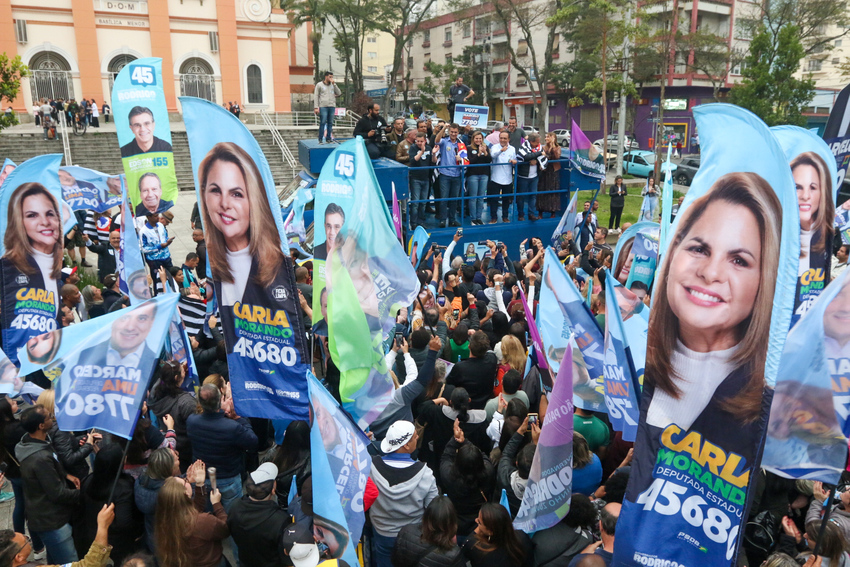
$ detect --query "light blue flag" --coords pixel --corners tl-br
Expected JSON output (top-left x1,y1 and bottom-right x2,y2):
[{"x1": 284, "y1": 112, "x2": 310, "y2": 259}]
[
  {"x1": 313, "y1": 138, "x2": 420, "y2": 428},
  {"x1": 613, "y1": 276, "x2": 649, "y2": 387},
  {"x1": 288, "y1": 475, "x2": 298, "y2": 507},
  {"x1": 551, "y1": 192, "x2": 579, "y2": 249},
  {"x1": 762, "y1": 270, "x2": 850, "y2": 483},
  {"x1": 624, "y1": 230, "x2": 659, "y2": 292},
  {"x1": 0, "y1": 154, "x2": 75, "y2": 367},
  {"x1": 772, "y1": 125, "x2": 840, "y2": 326},
  {"x1": 182, "y1": 97, "x2": 310, "y2": 422},
  {"x1": 308, "y1": 374, "x2": 370, "y2": 566},
  {"x1": 165, "y1": 311, "x2": 199, "y2": 392},
  {"x1": 407, "y1": 225, "x2": 431, "y2": 264},
  {"x1": 284, "y1": 174, "x2": 316, "y2": 247},
  {"x1": 17, "y1": 294, "x2": 179, "y2": 438},
  {"x1": 602, "y1": 270, "x2": 641, "y2": 441},
  {"x1": 500, "y1": 489, "x2": 511, "y2": 515},
  {"x1": 0, "y1": 159, "x2": 16, "y2": 189},
  {"x1": 539, "y1": 248, "x2": 605, "y2": 412},
  {"x1": 514, "y1": 346, "x2": 574, "y2": 533},
  {"x1": 611, "y1": 221, "x2": 659, "y2": 282},
  {"x1": 0, "y1": 348, "x2": 21, "y2": 396},
  {"x1": 659, "y1": 144, "x2": 674, "y2": 259},
  {"x1": 118, "y1": 181, "x2": 150, "y2": 305},
  {"x1": 59, "y1": 166, "x2": 123, "y2": 212}
]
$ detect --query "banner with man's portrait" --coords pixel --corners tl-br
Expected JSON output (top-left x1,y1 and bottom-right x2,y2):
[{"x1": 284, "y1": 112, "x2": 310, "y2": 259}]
[
  {"x1": 182, "y1": 97, "x2": 310, "y2": 422},
  {"x1": 17, "y1": 294, "x2": 179, "y2": 438},
  {"x1": 112, "y1": 58, "x2": 178, "y2": 217},
  {"x1": 613, "y1": 104, "x2": 799, "y2": 567},
  {"x1": 59, "y1": 166, "x2": 123, "y2": 213}
]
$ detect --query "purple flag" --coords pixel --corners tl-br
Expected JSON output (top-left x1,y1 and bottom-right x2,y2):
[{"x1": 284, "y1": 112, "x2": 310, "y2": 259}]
[
  {"x1": 519, "y1": 287, "x2": 548, "y2": 370},
  {"x1": 570, "y1": 120, "x2": 606, "y2": 179},
  {"x1": 392, "y1": 182, "x2": 402, "y2": 240}
]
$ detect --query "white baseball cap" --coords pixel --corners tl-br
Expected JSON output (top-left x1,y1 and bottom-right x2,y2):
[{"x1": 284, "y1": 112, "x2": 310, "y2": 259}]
[
  {"x1": 249, "y1": 462, "x2": 278, "y2": 484},
  {"x1": 381, "y1": 420, "x2": 415, "y2": 454}
]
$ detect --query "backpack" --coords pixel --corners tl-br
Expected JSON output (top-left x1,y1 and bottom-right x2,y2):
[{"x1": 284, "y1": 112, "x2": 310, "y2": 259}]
[{"x1": 744, "y1": 510, "x2": 781, "y2": 558}]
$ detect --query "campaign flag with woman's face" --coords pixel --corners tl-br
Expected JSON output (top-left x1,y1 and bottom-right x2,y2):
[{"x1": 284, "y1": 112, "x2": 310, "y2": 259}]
[
  {"x1": 112, "y1": 58, "x2": 178, "y2": 217},
  {"x1": 538, "y1": 248, "x2": 605, "y2": 412},
  {"x1": 762, "y1": 270, "x2": 850, "y2": 483},
  {"x1": 0, "y1": 154, "x2": 75, "y2": 367},
  {"x1": 551, "y1": 191, "x2": 578, "y2": 249},
  {"x1": 614, "y1": 104, "x2": 799, "y2": 567},
  {"x1": 312, "y1": 138, "x2": 420, "y2": 428},
  {"x1": 58, "y1": 166, "x2": 123, "y2": 213},
  {"x1": 182, "y1": 97, "x2": 310, "y2": 421},
  {"x1": 514, "y1": 347, "x2": 574, "y2": 533},
  {"x1": 0, "y1": 159, "x2": 16, "y2": 189},
  {"x1": 771, "y1": 126, "x2": 839, "y2": 326},
  {"x1": 17, "y1": 294, "x2": 178, "y2": 438},
  {"x1": 308, "y1": 373, "x2": 370, "y2": 561},
  {"x1": 602, "y1": 270, "x2": 641, "y2": 442}
]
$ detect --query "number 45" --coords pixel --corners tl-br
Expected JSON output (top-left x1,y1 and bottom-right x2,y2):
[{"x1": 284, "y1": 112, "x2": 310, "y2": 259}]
[
  {"x1": 131, "y1": 66, "x2": 154, "y2": 85},
  {"x1": 334, "y1": 153, "x2": 355, "y2": 178}
]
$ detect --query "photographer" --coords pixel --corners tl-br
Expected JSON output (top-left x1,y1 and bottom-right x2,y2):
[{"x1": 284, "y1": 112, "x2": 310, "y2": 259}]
[{"x1": 354, "y1": 103, "x2": 392, "y2": 159}]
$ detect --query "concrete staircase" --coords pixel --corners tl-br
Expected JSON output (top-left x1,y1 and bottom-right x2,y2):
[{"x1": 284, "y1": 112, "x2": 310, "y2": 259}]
[{"x1": 0, "y1": 126, "x2": 348, "y2": 190}]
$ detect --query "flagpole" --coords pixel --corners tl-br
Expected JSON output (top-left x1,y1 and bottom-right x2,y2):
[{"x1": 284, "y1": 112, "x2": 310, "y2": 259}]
[
  {"x1": 106, "y1": 436, "x2": 133, "y2": 504},
  {"x1": 813, "y1": 489, "x2": 836, "y2": 556}
]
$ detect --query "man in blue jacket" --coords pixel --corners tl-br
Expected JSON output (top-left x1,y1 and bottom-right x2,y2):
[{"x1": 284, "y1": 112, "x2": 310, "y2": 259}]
[{"x1": 187, "y1": 384, "x2": 258, "y2": 512}]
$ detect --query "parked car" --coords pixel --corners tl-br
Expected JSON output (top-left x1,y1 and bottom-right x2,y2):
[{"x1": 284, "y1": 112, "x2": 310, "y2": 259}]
[
  {"x1": 622, "y1": 150, "x2": 678, "y2": 179},
  {"x1": 674, "y1": 157, "x2": 700, "y2": 186},
  {"x1": 487, "y1": 120, "x2": 504, "y2": 131},
  {"x1": 521, "y1": 125, "x2": 539, "y2": 134},
  {"x1": 552, "y1": 129, "x2": 570, "y2": 147},
  {"x1": 593, "y1": 135, "x2": 639, "y2": 153}
]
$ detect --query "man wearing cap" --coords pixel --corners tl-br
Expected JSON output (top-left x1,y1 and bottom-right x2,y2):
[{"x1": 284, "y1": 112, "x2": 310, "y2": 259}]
[
  {"x1": 186, "y1": 385, "x2": 258, "y2": 513},
  {"x1": 369, "y1": 420, "x2": 438, "y2": 567},
  {"x1": 227, "y1": 462, "x2": 291, "y2": 567}
]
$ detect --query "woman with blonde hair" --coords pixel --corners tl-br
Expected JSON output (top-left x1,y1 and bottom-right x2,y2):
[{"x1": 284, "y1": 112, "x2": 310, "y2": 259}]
[
  {"x1": 494, "y1": 334, "x2": 527, "y2": 397},
  {"x1": 1, "y1": 183, "x2": 63, "y2": 366},
  {"x1": 154, "y1": 463, "x2": 228, "y2": 567},
  {"x1": 625, "y1": 171, "x2": 783, "y2": 520}
]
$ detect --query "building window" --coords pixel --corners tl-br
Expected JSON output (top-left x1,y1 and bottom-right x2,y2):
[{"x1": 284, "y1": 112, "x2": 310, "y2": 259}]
[
  {"x1": 424, "y1": 30, "x2": 430, "y2": 43},
  {"x1": 735, "y1": 18, "x2": 756, "y2": 40},
  {"x1": 368, "y1": 52, "x2": 377, "y2": 59},
  {"x1": 368, "y1": 66, "x2": 378, "y2": 73},
  {"x1": 836, "y1": 39, "x2": 843, "y2": 47},
  {"x1": 445, "y1": 53, "x2": 452, "y2": 63},
  {"x1": 179, "y1": 57, "x2": 216, "y2": 102},
  {"x1": 463, "y1": 22, "x2": 471, "y2": 38},
  {"x1": 29, "y1": 51, "x2": 74, "y2": 102},
  {"x1": 108, "y1": 53, "x2": 137, "y2": 93},
  {"x1": 247, "y1": 64, "x2": 262, "y2": 104},
  {"x1": 517, "y1": 39, "x2": 529, "y2": 56},
  {"x1": 367, "y1": 36, "x2": 377, "y2": 43},
  {"x1": 580, "y1": 107, "x2": 601, "y2": 131},
  {"x1": 407, "y1": 56, "x2": 413, "y2": 68},
  {"x1": 445, "y1": 27, "x2": 452, "y2": 43},
  {"x1": 423, "y1": 53, "x2": 430, "y2": 69},
  {"x1": 807, "y1": 58, "x2": 822, "y2": 72},
  {"x1": 834, "y1": 58, "x2": 840, "y2": 65}
]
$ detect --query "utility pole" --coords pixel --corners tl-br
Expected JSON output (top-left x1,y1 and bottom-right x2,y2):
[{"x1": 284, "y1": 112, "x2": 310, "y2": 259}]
[{"x1": 616, "y1": 3, "x2": 632, "y2": 176}]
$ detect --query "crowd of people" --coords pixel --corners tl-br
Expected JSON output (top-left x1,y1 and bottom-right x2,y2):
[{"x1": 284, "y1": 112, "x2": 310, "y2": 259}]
[{"x1": 35, "y1": 97, "x2": 107, "y2": 139}]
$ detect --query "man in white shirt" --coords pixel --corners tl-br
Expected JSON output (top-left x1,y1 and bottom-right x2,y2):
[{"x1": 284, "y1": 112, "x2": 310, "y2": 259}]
[
  {"x1": 488, "y1": 131, "x2": 518, "y2": 224},
  {"x1": 832, "y1": 244, "x2": 849, "y2": 281}
]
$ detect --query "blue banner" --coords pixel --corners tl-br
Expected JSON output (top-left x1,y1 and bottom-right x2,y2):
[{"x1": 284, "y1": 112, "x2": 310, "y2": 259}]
[
  {"x1": 0, "y1": 159, "x2": 16, "y2": 189},
  {"x1": 17, "y1": 294, "x2": 179, "y2": 438},
  {"x1": 602, "y1": 271, "x2": 641, "y2": 442},
  {"x1": 117, "y1": 182, "x2": 150, "y2": 304},
  {"x1": 182, "y1": 97, "x2": 310, "y2": 421},
  {"x1": 112, "y1": 58, "x2": 178, "y2": 217},
  {"x1": 551, "y1": 192, "x2": 578, "y2": 250},
  {"x1": 308, "y1": 374, "x2": 370, "y2": 557},
  {"x1": 612, "y1": 221, "x2": 659, "y2": 287},
  {"x1": 0, "y1": 347, "x2": 21, "y2": 395},
  {"x1": 452, "y1": 104, "x2": 489, "y2": 129},
  {"x1": 514, "y1": 347, "x2": 574, "y2": 533},
  {"x1": 0, "y1": 155, "x2": 74, "y2": 367},
  {"x1": 624, "y1": 230, "x2": 659, "y2": 292},
  {"x1": 614, "y1": 104, "x2": 799, "y2": 567},
  {"x1": 762, "y1": 270, "x2": 850, "y2": 482},
  {"x1": 772, "y1": 126, "x2": 839, "y2": 325},
  {"x1": 59, "y1": 166, "x2": 123, "y2": 213},
  {"x1": 539, "y1": 248, "x2": 605, "y2": 412},
  {"x1": 407, "y1": 225, "x2": 430, "y2": 264},
  {"x1": 825, "y1": 135, "x2": 850, "y2": 244},
  {"x1": 312, "y1": 138, "x2": 420, "y2": 428}
]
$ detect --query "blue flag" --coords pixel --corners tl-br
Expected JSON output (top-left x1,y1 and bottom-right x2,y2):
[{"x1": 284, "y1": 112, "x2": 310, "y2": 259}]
[
  {"x1": 117, "y1": 181, "x2": 150, "y2": 305},
  {"x1": 514, "y1": 346, "x2": 574, "y2": 533},
  {"x1": 551, "y1": 192, "x2": 578, "y2": 249},
  {"x1": 611, "y1": 221, "x2": 659, "y2": 286},
  {"x1": 312, "y1": 138, "x2": 420, "y2": 428},
  {"x1": 624, "y1": 230, "x2": 659, "y2": 292},
  {"x1": 0, "y1": 154, "x2": 75, "y2": 367},
  {"x1": 0, "y1": 159, "x2": 16, "y2": 190},
  {"x1": 182, "y1": 97, "x2": 310, "y2": 421},
  {"x1": 59, "y1": 166, "x2": 123, "y2": 212},
  {"x1": 762, "y1": 270, "x2": 850, "y2": 482},
  {"x1": 772, "y1": 126, "x2": 839, "y2": 326},
  {"x1": 17, "y1": 294, "x2": 179, "y2": 438},
  {"x1": 539, "y1": 248, "x2": 605, "y2": 412},
  {"x1": 659, "y1": 144, "x2": 674, "y2": 259},
  {"x1": 603, "y1": 270, "x2": 641, "y2": 442},
  {"x1": 308, "y1": 374, "x2": 371, "y2": 566},
  {"x1": 407, "y1": 225, "x2": 430, "y2": 265}
]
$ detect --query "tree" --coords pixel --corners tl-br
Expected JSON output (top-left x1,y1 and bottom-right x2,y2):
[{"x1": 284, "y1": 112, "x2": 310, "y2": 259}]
[
  {"x1": 487, "y1": 0, "x2": 561, "y2": 131},
  {"x1": 757, "y1": 0, "x2": 850, "y2": 57},
  {"x1": 0, "y1": 53, "x2": 29, "y2": 132},
  {"x1": 728, "y1": 24, "x2": 814, "y2": 126},
  {"x1": 323, "y1": 0, "x2": 377, "y2": 102},
  {"x1": 277, "y1": 0, "x2": 325, "y2": 83}
]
